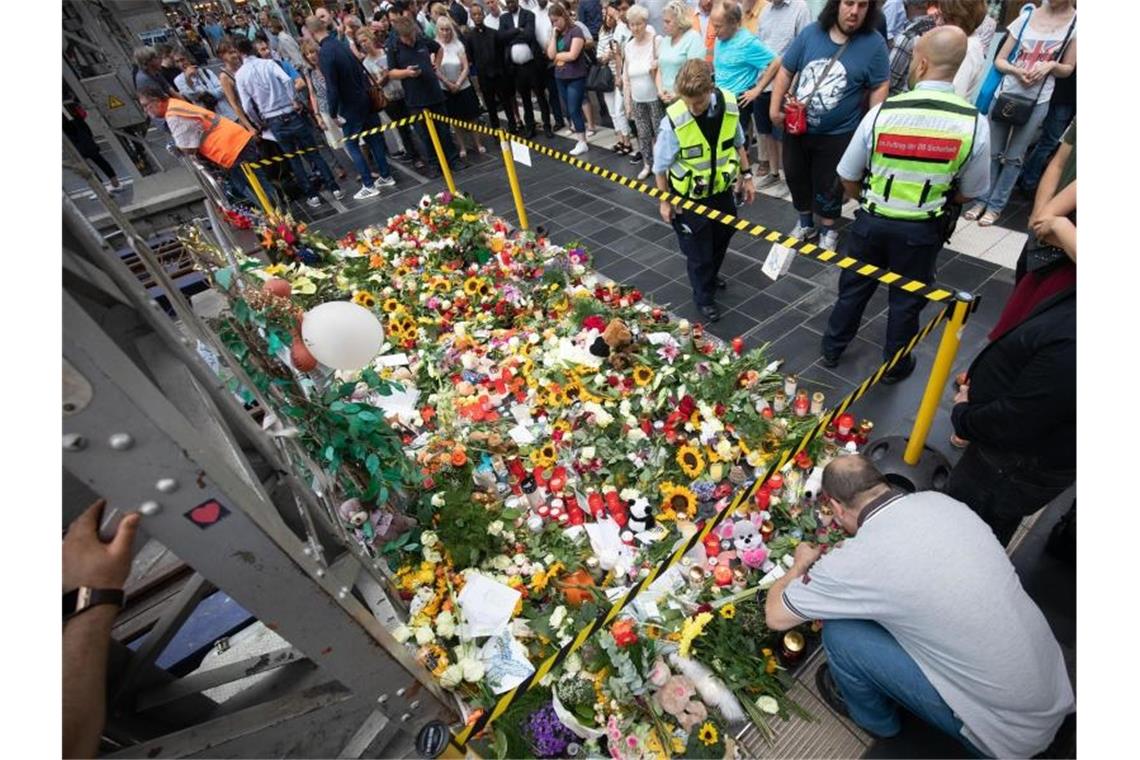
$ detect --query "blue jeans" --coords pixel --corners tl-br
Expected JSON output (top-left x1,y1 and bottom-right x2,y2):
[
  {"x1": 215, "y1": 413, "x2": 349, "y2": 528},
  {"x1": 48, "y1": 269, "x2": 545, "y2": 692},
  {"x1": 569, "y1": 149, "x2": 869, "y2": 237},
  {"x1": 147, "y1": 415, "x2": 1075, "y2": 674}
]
[
  {"x1": 823, "y1": 619, "x2": 985, "y2": 757},
  {"x1": 546, "y1": 67, "x2": 565, "y2": 124},
  {"x1": 1017, "y1": 101, "x2": 1075, "y2": 192},
  {"x1": 266, "y1": 111, "x2": 339, "y2": 198},
  {"x1": 976, "y1": 101, "x2": 1049, "y2": 214},
  {"x1": 556, "y1": 77, "x2": 587, "y2": 134},
  {"x1": 342, "y1": 110, "x2": 392, "y2": 187}
]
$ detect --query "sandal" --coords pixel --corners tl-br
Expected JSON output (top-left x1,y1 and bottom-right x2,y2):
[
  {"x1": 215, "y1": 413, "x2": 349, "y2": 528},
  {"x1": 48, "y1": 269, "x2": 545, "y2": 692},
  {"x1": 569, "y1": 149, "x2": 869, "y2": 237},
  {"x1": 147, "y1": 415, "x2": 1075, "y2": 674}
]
[
  {"x1": 962, "y1": 205, "x2": 985, "y2": 222},
  {"x1": 978, "y1": 210, "x2": 1000, "y2": 227}
]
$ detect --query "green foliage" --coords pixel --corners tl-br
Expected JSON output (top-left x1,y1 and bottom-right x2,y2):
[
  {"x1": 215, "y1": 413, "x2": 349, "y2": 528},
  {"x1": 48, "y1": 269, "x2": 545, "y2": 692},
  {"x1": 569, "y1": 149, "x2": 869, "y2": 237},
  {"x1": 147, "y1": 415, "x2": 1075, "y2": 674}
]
[{"x1": 432, "y1": 472, "x2": 499, "y2": 567}]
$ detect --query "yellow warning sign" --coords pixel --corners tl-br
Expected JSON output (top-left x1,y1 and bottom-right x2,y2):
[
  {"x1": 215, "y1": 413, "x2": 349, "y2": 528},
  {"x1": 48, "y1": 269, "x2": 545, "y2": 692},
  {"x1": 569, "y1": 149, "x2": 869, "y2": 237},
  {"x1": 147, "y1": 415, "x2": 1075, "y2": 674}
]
[{"x1": 108, "y1": 95, "x2": 125, "y2": 109}]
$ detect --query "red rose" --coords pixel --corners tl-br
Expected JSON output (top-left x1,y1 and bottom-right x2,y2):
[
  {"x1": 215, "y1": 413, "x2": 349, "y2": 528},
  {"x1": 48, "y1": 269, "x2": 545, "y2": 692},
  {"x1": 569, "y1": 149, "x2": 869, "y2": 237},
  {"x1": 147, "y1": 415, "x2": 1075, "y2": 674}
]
[
  {"x1": 583, "y1": 315, "x2": 606, "y2": 332},
  {"x1": 678, "y1": 395, "x2": 697, "y2": 417},
  {"x1": 612, "y1": 618, "x2": 638, "y2": 647}
]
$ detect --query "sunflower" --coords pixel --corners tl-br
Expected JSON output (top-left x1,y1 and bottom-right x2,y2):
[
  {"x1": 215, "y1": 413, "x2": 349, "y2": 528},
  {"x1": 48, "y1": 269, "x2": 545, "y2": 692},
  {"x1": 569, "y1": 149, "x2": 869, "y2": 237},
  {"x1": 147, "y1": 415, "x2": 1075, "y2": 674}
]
[
  {"x1": 463, "y1": 276, "x2": 481, "y2": 296},
  {"x1": 476, "y1": 280, "x2": 492, "y2": 299},
  {"x1": 530, "y1": 442, "x2": 557, "y2": 469},
  {"x1": 394, "y1": 265, "x2": 411, "y2": 278},
  {"x1": 698, "y1": 722, "x2": 719, "y2": 747},
  {"x1": 660, "y1": 484, "x2": 697, "y2": 520},
  {"x1": 632, "y1": 365, "x2": 654, "y2": 387},
  {"x1": 719, "y1": 603, "x2": 736, "y2": 620},
  {"x1": 398, "y1": 316, "x2": 416, "y2": 335},
  {"x1": 353, "y1": 290, "x2": 377, "y2": 309},
  {"x1": 551, "y1": 419, "x2": 573, "y2": 441},
  {"x1": 417, "y1": 644, "x2": 449, "y2": 677},
  {"x1": 676, "y1": 444, "x2": 705, "y2": 479},
  {"x1": 382, "y1": 297, "x2": 401, "y2": 313}
]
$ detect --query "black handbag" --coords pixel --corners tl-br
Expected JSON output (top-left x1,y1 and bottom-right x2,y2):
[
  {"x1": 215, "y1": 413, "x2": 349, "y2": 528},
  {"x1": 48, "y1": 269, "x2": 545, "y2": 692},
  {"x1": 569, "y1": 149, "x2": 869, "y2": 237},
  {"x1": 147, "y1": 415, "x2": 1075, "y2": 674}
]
[
  {"x1": 992, "y1": 17, "x2": 1075, "y2": 126},
  {"x1": 586, "y1": 61, "x2": 615, "y2": 92}
]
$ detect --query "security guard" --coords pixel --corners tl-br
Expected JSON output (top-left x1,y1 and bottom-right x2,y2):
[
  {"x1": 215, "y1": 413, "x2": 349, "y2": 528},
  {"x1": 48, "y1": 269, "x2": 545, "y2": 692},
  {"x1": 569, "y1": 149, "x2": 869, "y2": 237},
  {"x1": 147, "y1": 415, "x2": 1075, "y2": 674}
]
[
  {"x1": 820, "y1": 26, "x2": 990, "y2": 383},
  {"x1": 655, "y1": 58, "x2": 756, "y2": 323}
]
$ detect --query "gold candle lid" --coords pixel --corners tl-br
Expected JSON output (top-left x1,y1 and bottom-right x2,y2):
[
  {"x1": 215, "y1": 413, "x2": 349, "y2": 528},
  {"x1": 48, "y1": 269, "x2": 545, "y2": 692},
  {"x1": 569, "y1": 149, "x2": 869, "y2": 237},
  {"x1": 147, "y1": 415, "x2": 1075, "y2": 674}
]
[{"x1": 783, "y1": 630, "x2": 805, "y2": 652}]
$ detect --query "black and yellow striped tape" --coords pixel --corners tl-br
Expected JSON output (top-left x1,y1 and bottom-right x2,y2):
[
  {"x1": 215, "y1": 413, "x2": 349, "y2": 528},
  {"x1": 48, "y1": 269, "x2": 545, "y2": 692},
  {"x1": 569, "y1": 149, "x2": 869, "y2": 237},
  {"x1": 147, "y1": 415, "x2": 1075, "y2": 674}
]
[
  {"x1": 447, "y1": 299, "x2": 965, "y2": 752},
  {"x1": 429, "y1": 113, "x2": 960, "y2": 306},
  {"x1": 241, "y1": 114, "x2": 425, "y2": 169}
]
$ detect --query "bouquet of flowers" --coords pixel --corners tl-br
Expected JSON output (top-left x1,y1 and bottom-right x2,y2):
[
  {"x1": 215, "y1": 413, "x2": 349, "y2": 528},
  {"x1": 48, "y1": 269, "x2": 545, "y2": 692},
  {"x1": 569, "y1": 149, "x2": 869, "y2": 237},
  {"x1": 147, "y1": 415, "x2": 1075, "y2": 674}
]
[{"x1": 187, "y1": 192, "x2": 874, "y2": 758}]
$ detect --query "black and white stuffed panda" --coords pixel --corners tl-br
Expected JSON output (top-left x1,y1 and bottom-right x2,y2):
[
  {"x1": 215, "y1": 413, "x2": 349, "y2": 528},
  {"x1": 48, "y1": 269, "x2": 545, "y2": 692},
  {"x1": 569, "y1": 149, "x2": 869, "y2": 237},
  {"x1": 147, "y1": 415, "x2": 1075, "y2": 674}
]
[{"x1": 627, "y1": 497, "x2": 655, "y2": 533}]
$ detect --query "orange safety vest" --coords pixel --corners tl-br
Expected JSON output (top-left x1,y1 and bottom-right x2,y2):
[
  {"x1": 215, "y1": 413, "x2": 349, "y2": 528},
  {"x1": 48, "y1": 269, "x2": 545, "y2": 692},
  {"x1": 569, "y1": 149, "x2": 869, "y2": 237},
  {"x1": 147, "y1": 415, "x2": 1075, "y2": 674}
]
[
  {"x1": 692, "y1": 14, "x2": 716, "y2": 63},
  {"x1": 164, "y1": 98, "x2": 252, "y2": 170}
]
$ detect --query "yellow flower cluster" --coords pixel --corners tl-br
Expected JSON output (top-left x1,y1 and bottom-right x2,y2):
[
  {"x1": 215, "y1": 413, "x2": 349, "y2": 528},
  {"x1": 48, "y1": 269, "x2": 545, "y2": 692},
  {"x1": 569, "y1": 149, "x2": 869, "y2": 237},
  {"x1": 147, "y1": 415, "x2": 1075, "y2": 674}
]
[
  {"x1": 678, "y1": 612, "x2": 713, "y2": 658},
  {"x1": 658, "y1": 482, "x2": 697, "y2": 521},
  {"x1": 529, "y1": 561, "x2": 564, "y2": 593}
]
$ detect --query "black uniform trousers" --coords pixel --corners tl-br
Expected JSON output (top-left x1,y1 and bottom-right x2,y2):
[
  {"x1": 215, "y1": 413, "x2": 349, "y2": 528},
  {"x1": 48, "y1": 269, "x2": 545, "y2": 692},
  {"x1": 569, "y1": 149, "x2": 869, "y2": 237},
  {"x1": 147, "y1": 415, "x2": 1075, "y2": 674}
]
[
  {"x1": 821, "y1": 209, "x2": 943, "y2": 362},
  {"x1": 480, "y1": 73, "x2": 517, "y2": 131},
  {"x1": 511, "y1": 59, "x2": 552, "y2": 130},
  {"x1": 671, "y1": 189, "x2": 737, "y2": 308}
]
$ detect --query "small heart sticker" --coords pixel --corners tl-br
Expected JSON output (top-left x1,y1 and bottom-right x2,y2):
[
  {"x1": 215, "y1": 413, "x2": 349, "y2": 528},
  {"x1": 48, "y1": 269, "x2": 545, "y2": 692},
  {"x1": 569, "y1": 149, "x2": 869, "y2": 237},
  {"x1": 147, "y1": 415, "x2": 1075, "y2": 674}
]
[{"x1": 185, "y1": 499, "x2": 230, "y2": 529}]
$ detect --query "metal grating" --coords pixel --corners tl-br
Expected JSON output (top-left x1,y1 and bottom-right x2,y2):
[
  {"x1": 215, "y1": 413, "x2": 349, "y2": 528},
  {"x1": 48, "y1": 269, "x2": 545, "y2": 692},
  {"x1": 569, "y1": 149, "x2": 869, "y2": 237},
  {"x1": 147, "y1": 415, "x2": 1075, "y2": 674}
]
[{"x1": 735, "y1": 649, "x2": 873, "y2": 759}]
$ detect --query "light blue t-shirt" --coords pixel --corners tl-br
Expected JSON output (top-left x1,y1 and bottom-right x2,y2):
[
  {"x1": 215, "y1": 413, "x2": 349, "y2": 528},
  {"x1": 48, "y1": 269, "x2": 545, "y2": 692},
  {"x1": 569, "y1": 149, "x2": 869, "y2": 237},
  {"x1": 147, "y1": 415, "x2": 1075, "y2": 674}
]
[
  {"x1": 713, "y1": 29, "x2": 776, "y2": 97},
  {"x1": 658, "y1": 29, "x2": 706, "y2": 93},
  {"x1": 781, "y1": 22, "x2": 889, "y2": 135}
]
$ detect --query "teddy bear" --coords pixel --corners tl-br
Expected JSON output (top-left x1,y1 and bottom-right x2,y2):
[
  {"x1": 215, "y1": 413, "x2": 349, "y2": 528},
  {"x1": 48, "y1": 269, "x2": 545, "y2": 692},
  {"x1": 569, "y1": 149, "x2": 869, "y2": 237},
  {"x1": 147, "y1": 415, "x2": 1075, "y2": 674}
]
[
  {"x1": 732, "y1": 517, "x2": 769, "y2": 570},
  {"x1": 588, "y1": 318, "x2": 634, "y2": 370}
]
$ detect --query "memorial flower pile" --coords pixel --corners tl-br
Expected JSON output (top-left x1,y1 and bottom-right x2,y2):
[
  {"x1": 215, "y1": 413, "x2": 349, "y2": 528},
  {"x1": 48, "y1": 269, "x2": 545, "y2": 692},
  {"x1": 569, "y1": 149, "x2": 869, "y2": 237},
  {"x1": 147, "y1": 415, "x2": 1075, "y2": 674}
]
[{"x1": 190, "y1": 193, "x2": 877, "y2": 758}]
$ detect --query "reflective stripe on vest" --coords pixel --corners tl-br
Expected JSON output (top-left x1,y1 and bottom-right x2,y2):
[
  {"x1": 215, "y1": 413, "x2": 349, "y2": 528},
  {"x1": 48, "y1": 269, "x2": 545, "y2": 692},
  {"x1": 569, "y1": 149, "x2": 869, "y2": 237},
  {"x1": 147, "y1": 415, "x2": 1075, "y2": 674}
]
[
  {"x1": 863, "y1": 88, "x2": 977, "y2": 220},
  {"x1": 665, "y1": 89, "x2": 741, "y2": 200},
  {"x1": 165, "y1": 98, "x2": 252, "y2": 170}
]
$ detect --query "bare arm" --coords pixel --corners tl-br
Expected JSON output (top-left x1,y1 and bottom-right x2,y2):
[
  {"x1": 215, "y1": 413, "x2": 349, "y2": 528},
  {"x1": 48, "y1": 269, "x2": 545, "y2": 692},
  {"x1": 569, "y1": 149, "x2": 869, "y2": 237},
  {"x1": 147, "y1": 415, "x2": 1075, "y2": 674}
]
[
  {"x1": 841, "y1": 178, "x2": 862, "y2": 201},
  {"x1": 1031, "y1": 141, "x2": 1073, "y2": 223},
  {"x1": 868, "y1": 80, "x2": 889, "y2": 108},
  {"x1": 62, "y1": 501, "x2": 140, "y2": 760},
  {"x1": 546, "y1": 32, "x2": 558, "y2": 61},
  {"x1": 556, "y1": 36, "x2": 584, "y2": 63},
  {"x1": 63, "y1": 606, "x2": 119, "y2": 758},
  {"x1": 1038, "y1": 179, "x2": 1076, "y2": 221},
  {"x1": 456, "y1": 49, "x2": 471, "y2": 88},
  {"x1": 741, "y1": 56, "x2": 782, "y2": 107},
  {"x1": 764, "y1": 544, "x2": 822, "y2": 632},
  {"x1": 769, "y1": 66, "x2": 793, "y2": 128},
  {"x1": 221, "y1": 73, "x2": 257, "y2": 132}
]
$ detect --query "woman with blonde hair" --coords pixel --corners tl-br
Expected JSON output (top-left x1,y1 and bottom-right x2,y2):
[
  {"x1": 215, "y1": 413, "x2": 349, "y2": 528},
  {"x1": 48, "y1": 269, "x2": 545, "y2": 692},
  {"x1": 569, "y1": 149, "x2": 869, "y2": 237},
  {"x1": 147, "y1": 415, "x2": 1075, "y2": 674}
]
[
  {"x1": 656, "y1": 0, "x2": 704, "y2": 105},
  {"x1": 434, "y1": 16, "x2": 486, "y2": 157}
]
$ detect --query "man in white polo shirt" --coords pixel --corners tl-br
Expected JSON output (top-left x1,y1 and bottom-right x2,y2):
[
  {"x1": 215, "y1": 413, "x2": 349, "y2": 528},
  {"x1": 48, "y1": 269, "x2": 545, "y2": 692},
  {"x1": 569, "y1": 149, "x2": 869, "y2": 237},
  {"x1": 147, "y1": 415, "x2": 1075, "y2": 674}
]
[{"x1": 765, "y1": 455, "x2": 1073, "y2": 758}]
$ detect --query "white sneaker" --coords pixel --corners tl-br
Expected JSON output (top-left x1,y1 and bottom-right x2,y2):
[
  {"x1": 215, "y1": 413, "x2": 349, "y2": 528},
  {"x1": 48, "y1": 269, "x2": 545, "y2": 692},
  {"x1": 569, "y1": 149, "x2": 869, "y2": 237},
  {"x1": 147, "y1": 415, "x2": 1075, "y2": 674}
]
[
  {"x1": 375, "y1": 175, "x2": 396, "y2": 188},
  {"x1": 819, "y1": 229, "x2": 839, "y2": 251},
  {"x1": 789, "y1": 223, "x2": 818, "y2": 241},
  {"x1": 569, "y1": 140, "x2": 589, "y2": 156},
  {"x1": 637, "y1": 165, "x2": 651, "y2": 181},
  {"x1": 353, "y1": 185, "x2": 381, "y2": 200},
  {"x1": 332, "y1": 188, "x2": 345, "y2": 200},
  {"x1": 306, "y1": 196, "x2": 322, "y2": 208}
]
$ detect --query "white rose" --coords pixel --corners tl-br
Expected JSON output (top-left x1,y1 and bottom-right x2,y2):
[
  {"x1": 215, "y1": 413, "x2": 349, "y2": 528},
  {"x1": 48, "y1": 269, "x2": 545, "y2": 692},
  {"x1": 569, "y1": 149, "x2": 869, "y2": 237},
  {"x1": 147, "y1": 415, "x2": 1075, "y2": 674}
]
[
  {"x1": 581, "y1": 446, "x2": 596, "y2": 460},
  {"x1": 435, "y1": 611, "x2": 456, "y2": 638},
  {"x1": 550, "y1": 605, "x2": 568, "y2": 629},
  {"x1": 440, "y1": 664, "x2": 464, "y2": 688},
  {"x1": 414, "y1": 626, "x2": 436, "y2": 645},
  {"x1": 756, "y1": 695, "x2": 780, "y2": 714},
  {"x1": 421, "y1": 531, "x2": 439, "y2": 548},
  {"x1": 431, "y1": 494, "x2": 446, "y2": 508},
  {"x1": 461, "y1": 659, "x2": 485, "y2": 682},
  {"x1": 627, "y1": 428, "x2": 647, "y2": 444},
  {"x1": 619, "y1": 399, "x2": 632, "y2": 417},
  {"x1": 393, "y1": 624, "x2": 413, "y2": 643},
  {"x1": 565, "y1": 652, "x2": 582, "y2": 674},
  {"x1": 491, "y1": 554, "x2": 513, "y2": 571},
  {"x1": 619, "y1": 488, "x2": 640, "y2": 501},
  {"x1": 544, "y1": 554, "x2": 556, "y2": 565},
  {"x1": 423, "y1": 547, "x2": 442, "y2": 564},
  {"x1": 488, "y1": 520, "x2": 503, "y2": 536},
  {"x1": 503, "y1": 532, "x2": 517, "y2": 543}
]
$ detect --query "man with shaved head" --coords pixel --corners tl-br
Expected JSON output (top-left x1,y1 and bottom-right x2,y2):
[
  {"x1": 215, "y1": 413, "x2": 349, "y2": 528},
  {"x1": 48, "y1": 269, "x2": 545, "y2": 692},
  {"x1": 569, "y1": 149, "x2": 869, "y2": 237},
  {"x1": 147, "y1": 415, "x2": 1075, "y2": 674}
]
[
  {"x1": 819, "y1": 24, "x2": 990, "y2": 383},
  {"x1": 764, "y1": 454, "x2": 1073, "y2": 757}
]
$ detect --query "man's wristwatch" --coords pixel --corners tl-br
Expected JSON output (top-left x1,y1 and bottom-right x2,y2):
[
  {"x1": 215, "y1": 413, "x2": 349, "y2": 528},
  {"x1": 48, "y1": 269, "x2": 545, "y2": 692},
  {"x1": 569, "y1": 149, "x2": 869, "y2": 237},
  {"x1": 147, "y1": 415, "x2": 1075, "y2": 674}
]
[{"x1": 63, "y1": 587, "x2": 125, "y2": 621}]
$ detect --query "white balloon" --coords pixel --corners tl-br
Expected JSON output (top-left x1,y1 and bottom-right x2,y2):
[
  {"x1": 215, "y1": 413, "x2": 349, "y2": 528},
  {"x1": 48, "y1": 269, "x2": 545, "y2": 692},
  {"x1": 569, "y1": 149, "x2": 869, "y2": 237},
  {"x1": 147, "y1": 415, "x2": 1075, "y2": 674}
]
[{"x1": 301, "y1": 301, "x2": 385, "y2": 370}]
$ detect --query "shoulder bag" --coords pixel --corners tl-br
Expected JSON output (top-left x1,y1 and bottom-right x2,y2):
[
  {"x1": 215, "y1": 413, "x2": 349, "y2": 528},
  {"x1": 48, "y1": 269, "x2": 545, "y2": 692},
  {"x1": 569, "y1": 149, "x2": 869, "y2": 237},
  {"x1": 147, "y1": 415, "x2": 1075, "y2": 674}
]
[
  {"x1": 783, "y1": 40, "x2": 848, "y2": 136},
  {"x1": 991, "y1": 16, "x2": 1075, "y2": 126},
  {"x1": 585, "y1": 32, "x2": 614, "y2": 92},
  {"x1": 975, "y1": 6, "x2": 1031, "y2": 115}
]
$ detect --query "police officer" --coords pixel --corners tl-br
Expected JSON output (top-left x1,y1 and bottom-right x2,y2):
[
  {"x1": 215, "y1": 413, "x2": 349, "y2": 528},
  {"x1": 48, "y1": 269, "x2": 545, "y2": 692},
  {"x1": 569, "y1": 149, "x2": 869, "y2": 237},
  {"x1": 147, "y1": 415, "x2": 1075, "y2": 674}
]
[
  {"x1": 820, "y1": 25, "x2": 990, "y2": 383},
  {"x1": 655, "y1": 58, "x2": 756, "y2": 323}
]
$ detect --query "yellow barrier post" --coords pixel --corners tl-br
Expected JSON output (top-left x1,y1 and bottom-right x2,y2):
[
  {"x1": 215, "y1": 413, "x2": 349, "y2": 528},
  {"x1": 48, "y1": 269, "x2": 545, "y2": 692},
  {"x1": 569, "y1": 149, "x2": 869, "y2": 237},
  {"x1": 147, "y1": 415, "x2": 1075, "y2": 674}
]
[
  {"x1": 903, "y1": 293, "x2": 974, "y2": 465},
  {"x1": 422, "y1": 110, "x2": 457, "y2": 195},
  {"x1": 241, "y1": 163, "x2": 276, "y2": 216},
  {"x1": 498, "y1": 131, "x2": 529, "y2": 231}
]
